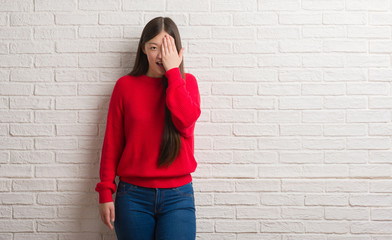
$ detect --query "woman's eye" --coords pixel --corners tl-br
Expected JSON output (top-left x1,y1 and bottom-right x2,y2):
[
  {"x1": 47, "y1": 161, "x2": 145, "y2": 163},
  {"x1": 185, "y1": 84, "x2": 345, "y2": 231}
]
[{"x1": 151, "y1": 47, "x2": 156, "y2": 50}]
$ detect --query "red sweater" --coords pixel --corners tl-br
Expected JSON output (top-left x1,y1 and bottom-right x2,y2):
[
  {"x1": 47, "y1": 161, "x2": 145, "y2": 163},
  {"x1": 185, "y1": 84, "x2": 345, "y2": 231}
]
[{"x1": 95, "y1": 67, "x2": 201, "y2": 203}]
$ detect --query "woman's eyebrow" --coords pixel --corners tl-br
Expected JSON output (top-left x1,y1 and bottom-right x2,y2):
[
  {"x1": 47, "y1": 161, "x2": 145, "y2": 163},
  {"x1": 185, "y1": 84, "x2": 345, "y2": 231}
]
[{"x1": 148, "y1": 42, "x2": 159, "y2": 45}]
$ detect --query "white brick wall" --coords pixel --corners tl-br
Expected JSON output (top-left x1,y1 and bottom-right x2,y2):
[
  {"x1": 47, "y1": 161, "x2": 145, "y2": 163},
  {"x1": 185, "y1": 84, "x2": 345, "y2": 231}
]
[{"x1": 1, "y1": 0, "x2": 392, "y2": 239}]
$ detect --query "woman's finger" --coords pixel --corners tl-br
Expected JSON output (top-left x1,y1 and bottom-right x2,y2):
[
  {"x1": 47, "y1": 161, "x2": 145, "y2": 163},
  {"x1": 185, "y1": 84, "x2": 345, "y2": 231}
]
[
  {"x1": 105, "y1": 211, "x2": 113, "y2": 229},
  {"x1": 110, "y1": 206, "x2": 115, "y2": 225},
  {"x1": 179, "y1": 47, "x2": 184, "y2": 61},
  {"x1": 161, "y1": 40, "x2": 164, "y2": 57},
  {"x1": 104, "y1": 211, "x2": 109, "y2": 226},
  {"x1": 170, "y1": 36, "x2": 176, "y2": 54},
  {"x1": 169, "y1": 35, "x2": 174, "y2": 53},
  {"x1": 164, "y1": 35, "x2": 169, "y2": 55}
]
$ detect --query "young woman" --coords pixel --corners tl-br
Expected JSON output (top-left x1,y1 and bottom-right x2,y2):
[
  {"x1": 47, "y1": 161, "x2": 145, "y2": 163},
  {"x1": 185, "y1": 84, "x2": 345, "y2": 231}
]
[{"x1": 95, "y1": 17, "x2": 201, "y2": 240}]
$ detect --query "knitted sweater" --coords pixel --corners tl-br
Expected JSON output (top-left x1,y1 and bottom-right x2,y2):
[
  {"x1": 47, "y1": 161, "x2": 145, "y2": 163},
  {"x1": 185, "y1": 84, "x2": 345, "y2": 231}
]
[{"x1": 95, "y1": 67, "x2": 201, "y2": 203}]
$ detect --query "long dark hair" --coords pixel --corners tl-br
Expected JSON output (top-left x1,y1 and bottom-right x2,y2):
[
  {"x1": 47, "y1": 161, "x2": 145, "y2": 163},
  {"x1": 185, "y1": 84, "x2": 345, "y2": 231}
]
[{"x1": 127, "y1": 17, "x2": 184, "y2": 168}]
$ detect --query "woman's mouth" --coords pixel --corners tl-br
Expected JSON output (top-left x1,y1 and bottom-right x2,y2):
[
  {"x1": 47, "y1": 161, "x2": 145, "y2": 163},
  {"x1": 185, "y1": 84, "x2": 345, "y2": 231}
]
[{"x1": 156, "y1": 62, "x2": 164, "y2": 70}]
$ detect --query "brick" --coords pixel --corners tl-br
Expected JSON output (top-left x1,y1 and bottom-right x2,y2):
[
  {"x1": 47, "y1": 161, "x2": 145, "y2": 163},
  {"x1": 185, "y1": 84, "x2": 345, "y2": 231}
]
[
  {"x1": 233, "y1": 151, "x2": 278, "y2": 164},
  {"x1": 0, "y1": 28, "x2": 31, "y2": 40},
  {"x1": 326, "y1": 180, "x2": 368, "y2": 192},
  {"x1": 324, "y1": 96, "x2": 367, "y2": 109},
  {"x1": 348, "y1": 26, "x2": 391, "y2": 38},
  {"x1": 280, "y1": 124, "x2": 322, "y2": 136},
  {"x1": 78, "y1": 0, "x2": 119, "y2": 11},
  {"x1": 259, "y1": 0, "x2": 300, "y2": 10},
  {"x1": 235, "y1": 180, "x2": 279, "y2": 192},
  {"x1": 237, "y1": 207, "x2": 279, "y2": 219},
  {"x1": 167, "y1": 0, "x2": 209, "y2": 12},
  {"x1": 261, "y1": 193, "x2": 304, "y2": 206},
  {"x1": 233, "y1": 124, "x2": 278, "y2": 136},
  {"x1": 14, "y1": 233, "x2": 58, "y2": 240},
  {"x1": 233, "y1": 97, "x2": 274, "y2": 109},
  {"x1": 305, "y1": 221, "x2": 349, "y2": 233},
  {"x1": 13, "y1": 179, "x2": 56, "y2": 191},
  {"x1": 34, "y1": 27, "x2": 76, "y2": 40},
  {"x1": 259, "y1": 165, "x2": 302, "y2": 177},
  {"x1": 282, "y1": 180, "x2": 324, "y2": 192},
  {"x1": 55, "y1": 13, "x2": 97, "y2": 25},
  {"x1": 37, "y1": 193, "x2": 96, "y2": 205},
  {"x1": 212, "y1": 165, "x2": 257, "y2": 177},
  {"x1": 215, "y1": 193, "x2": 258, "y2": 205},
  {"x1": 280, "y1": 14, "x2": 321, "y2": 25},
  {"x1": 10, "y1": 97, "x2": 51, "y2": 110},
  {"x1": 351, "y1": 222, "x2": 392, "y2": 234},
  {"x1": 10, "y1": 41, "x2": 53, "y2": 54},
  {"x1": 197, "y1": 206, "x2": 235, "y2": 219},
  {"x1": 99, "y1": 13, "x2": 140, "y2": 25},
  {"x1": 281, "y1": 207, "x2": 323, "y2": 220},
  {"x1": 123, "y1": 0, "x2": 164, "y2": 11},
  {"x1": 35, "y1": 55, "x2": 78, "y2": 67},
  {"x1": 347, "y1": 0, "x2": 389, "y2": 11},
  {"x1": 56, "y1": 40, "x2": 98, "y2": 53},
  {"x1": 0, "y1": 220, "x2": 33, "y2": 232},
  {"x1": 10, "y1": 13, "x2": 53, "y2": 26},
  {"x1": 258, "y1": 27, "x2": 300, "y2": 39},
  {"x1": 258, "y1": 137, "x2": 301, "y2": 150},
  {"x1": 350, "y1": 194, "x2": 392, "y2": 207},
  {"x1": 280, "y1": 152, "x2": 323, "y2": 164},
  {"x1": 325, "y1": 207, "x2": 369, "y2": 221},
  {"x1": 279, "y1": 97, "x2": 322, "y2": 109},
  {"x1": 212, "y1": 83, "x2": 256, "y2": 95},
  {"x1": 216, "y1": 220, "x2": 257, "y2": 233},
  {"x1": 350, "y1": 165, "x2": 391, "y2": 177},
  {"x1": 0, "y1": 193, "x2": 34, "y2": 204},
  {"x1": 261, "y1": 221, "x2": 304, "y2": 233},
  {"x1": 13, "y1": 206, "x2": 56, "y2": 218},
  {"x1": 0, "y1": 56, "x2": 32, "y2": 67},
  {"x1": 0, "y1": 0, "x2": 33, "y2": 12},
  {"x1": 305, "y1": 194, "x2": 348, "y2": 206},
  {"x1": 302, "y1": 0, "x2": 344, "y2": 10},
  {"x1": 323, "y1": 13, "x2": 366, "y2": 25}
]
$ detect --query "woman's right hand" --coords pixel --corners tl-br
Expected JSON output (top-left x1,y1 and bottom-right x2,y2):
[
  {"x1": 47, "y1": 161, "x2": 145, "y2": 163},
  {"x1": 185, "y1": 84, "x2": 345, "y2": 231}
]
[{"x1": 99, "y1": 201, "x2": 115, "y2": 230}]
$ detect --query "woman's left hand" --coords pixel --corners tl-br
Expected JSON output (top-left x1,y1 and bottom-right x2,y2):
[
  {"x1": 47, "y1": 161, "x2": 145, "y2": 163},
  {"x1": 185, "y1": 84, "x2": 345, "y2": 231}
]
[{"x1": 162, "y1": 34, "x2": 184, "y2": 72}]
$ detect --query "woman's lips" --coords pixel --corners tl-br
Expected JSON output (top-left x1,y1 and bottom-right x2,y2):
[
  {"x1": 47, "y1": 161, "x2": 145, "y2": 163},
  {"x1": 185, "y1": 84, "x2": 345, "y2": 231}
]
[{"x1": 157, "y1": 62, "x2": 164, "y2": 69}]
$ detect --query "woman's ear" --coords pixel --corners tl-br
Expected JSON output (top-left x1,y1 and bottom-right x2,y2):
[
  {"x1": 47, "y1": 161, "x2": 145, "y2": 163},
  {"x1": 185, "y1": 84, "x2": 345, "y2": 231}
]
[{"x1": 141, "y1": 45, "x2": 145, "y2": 54}]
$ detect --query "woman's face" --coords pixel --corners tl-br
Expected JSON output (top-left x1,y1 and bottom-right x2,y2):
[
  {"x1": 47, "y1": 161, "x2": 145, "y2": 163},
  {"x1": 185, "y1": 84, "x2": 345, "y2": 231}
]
[{"x1": 142, "y1": 30, "x2": 169, "y2": 78}]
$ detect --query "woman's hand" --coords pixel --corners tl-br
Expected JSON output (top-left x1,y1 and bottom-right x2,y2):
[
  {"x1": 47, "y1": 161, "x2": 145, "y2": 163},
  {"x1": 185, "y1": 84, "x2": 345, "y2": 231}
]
[
  {"x1": 162, "y1": 34, "x2": 184, "y2": 72},
  {"x1": 99, "y1": 202, "x2": 115, "y2": 230}
]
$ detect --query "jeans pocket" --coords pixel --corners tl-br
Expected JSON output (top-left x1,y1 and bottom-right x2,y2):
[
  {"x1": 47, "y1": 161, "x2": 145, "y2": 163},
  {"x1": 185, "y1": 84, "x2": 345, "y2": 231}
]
[
  {"x1": 116, "y1": 181, "x2": 138, "y2": 197},
  {"x1": 174, "y1": 182, "x2": 194, "y2": 198}
]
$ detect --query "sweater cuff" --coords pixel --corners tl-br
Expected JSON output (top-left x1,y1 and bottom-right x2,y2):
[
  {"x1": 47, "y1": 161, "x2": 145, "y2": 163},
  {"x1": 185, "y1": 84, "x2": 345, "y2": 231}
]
[
  {"x1": 99, "y1": 189, "x2": 114, "y2": 203},
  {"x1": 165, "y1": 67, "x2": 185, "y2": 88}
]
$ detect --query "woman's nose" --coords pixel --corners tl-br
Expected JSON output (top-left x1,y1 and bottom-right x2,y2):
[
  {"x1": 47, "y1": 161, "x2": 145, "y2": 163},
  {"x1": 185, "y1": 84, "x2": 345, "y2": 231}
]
[{"x1": 157, "y1": 49, "x2": 162, "y2": 58}]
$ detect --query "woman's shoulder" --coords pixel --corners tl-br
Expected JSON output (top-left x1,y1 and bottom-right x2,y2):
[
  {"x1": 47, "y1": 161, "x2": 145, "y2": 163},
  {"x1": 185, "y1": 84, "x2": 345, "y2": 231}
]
[
  {"x1": 184, "y1": 72, "x2": 198, "y2": 85},
  {"x1": 111, "y1": 75, "x2": 135, "y2": 95},
  {"x1": 115, "y1": 74, "x2": 137, "y2": 86},
  {"x1": 118, "y1": 74, "x2": 135, "y2": 81},
  {"x1": 185, "y1": 72, "x2": 195, "y2": 78}
]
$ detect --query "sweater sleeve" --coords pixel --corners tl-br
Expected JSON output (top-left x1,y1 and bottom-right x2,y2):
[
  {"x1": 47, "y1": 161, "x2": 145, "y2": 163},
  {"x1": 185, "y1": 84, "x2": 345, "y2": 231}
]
[
  {"x1": 95, "y1": 79, "x2": 125, "y2": 203},
  {"x1": 165, "y1": 67, "x2": 201, "y2": 138}
]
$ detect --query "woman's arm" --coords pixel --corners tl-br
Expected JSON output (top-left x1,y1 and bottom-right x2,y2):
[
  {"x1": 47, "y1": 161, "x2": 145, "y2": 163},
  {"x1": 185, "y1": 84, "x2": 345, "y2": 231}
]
[
  {"x1": 165, "y1": 67, "x2": 201, "y2": 138},
  {"x1": 95, "y1": 79, "x2": 125, "y2": 203}
]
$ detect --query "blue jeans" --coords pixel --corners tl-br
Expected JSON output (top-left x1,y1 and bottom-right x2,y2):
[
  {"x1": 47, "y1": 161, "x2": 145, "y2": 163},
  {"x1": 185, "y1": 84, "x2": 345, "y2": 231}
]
[{"x1": 114, "y1": 180, "x2": 196, "y2": 240}]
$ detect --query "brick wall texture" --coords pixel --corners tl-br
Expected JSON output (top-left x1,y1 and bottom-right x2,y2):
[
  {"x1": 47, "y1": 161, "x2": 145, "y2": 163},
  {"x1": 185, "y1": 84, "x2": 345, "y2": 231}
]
[{"x1": 1, "y1": 0, "x2": 392, "y2": 239}]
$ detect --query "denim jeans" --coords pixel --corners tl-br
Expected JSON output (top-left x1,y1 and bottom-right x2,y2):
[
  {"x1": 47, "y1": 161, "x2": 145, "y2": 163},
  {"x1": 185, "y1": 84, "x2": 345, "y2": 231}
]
[{"x1": 114, "y1": 180, "x2": 196, "y2": 240}]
